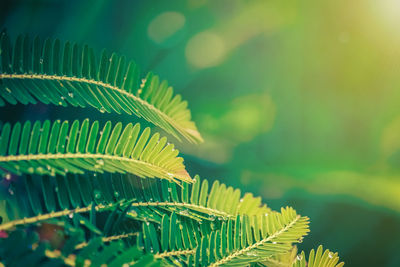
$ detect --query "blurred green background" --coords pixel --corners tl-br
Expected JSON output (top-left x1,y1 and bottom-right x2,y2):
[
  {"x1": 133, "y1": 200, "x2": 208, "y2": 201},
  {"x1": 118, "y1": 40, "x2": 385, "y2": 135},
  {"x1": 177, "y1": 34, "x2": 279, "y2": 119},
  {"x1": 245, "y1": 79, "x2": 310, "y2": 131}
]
[{"x1": 1, "y1": 0, "x2": 400, "y2": 266}]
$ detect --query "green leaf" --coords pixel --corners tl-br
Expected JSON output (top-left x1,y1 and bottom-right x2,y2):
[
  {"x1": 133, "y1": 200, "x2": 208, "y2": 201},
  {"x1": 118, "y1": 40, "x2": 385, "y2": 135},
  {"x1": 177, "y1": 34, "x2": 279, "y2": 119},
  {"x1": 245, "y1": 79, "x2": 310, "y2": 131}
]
[
  {"x1": 0, "y1": 119, "x2": 191, "y2": 182},
  {"x1": 0, "y1": 33, "x2": 202, "y2": 143}
]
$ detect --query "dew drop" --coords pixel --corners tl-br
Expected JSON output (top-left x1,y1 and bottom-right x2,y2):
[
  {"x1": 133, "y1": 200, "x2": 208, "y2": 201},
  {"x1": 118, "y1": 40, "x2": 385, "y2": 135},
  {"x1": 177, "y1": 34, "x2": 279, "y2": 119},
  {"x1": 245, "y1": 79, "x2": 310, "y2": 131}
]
[
  {"x1": 240, "y1": 199, "x2": 244, "y2": 202},
  {"x1": 272, "y1": 241, "x2": 277, "y2": 244},
  {"x1": 296, "y1": 255, "x2": 303, "y2": 261},
  {"x1": 69, "y1": 213, "x2": 74, "y2": 219},
  {"x1": 94, "y1": 190, "x2": 101, "y2": 199},
  {"x1": 99, "y1": 107, "x2": 106, "y2": 113},
  {"x1": 4, "y1": 173, "x2": 11, "y2": 180},
  {"x1": 8, "y1": 188, "x2": 14, "y2": 195},
  {"x1": 179, "y1": 209, "x2": 189, "y2": 216},
  {"x1": 68, "y1": 92, "x2": 74, "y2": 98},
  {"x1": 114, "y1": 191, "x2": 120, "y2": 198},
  {"x1": 96, "y1": 159, "x2": 104, "y2": 165},
  {"x1": 328, "y1": 252, "x2": 333, "y2": 259},
  {"x1": 128, "y1": 209, "x2": 138, "y2": 217},
  {"x1": 39, "y1": 58, "x2": 43, "y2": 64},
  {"x1": 246, "y1": 251, "x2": 258, "y2": 256},
  {"x1": 60, "y1": 96, "x2": 65, "y2": 100}
]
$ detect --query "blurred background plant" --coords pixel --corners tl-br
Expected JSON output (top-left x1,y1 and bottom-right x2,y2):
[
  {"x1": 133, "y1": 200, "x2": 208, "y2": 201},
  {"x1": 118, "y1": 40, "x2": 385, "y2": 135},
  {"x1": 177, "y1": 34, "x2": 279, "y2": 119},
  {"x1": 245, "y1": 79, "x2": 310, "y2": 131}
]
[{"x1": 1, "y1": 0, "x2": 399, "y2": 266}]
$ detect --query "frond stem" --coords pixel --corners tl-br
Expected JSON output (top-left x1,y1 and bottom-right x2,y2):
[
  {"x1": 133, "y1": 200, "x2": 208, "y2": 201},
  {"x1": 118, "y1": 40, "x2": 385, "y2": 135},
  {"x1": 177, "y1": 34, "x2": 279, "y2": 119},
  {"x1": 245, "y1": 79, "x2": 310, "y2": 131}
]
[
  {"x1": 154, "y1": 249, "x2": 196, "y2": 259},
  {"x1": 0, "y1": 73, "x2": 200, "y2": 141},
  {"x1": 74, "y1": 232, "x2": 139, "y2": 250},
  {"x1": 0, "y1": 153, "x2": 191, "y2": 182},
  {"x1": 0, "y1": 201, "x2": 231, "y2": 231}
]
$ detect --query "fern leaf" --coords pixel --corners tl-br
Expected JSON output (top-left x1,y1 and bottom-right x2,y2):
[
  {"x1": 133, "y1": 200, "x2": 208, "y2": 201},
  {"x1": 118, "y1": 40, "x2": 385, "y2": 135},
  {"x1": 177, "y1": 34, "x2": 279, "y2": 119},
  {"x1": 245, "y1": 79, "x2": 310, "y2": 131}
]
[
  {"x1": 136, "y1": 208, "x2": 309, "y2": 267},
  {"x1": 293, "y1": 245, "x2": 344, "y2": 267},
  {"x1": 0, "y1": 228, "x2": 160, "y2": 267},
  {"x1": 0, "y1": 119, "x2": 191, "y2": 183},
  {"x1": 0, "y1": 32, "x2": 203, "y2": 143},
  {"x1": 202, "y1": 208, "x2": 309, "y2": 266},
  {"x1": 0, "y1": 174, "x2": 270, "y2": 231}
]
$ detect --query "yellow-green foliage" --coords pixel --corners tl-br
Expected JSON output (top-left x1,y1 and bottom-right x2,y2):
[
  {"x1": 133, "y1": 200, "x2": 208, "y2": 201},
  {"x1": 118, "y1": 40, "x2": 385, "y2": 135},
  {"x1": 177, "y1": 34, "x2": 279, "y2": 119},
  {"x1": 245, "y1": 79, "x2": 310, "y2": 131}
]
[{"x1": 0, "y1": 32, "x2": 344, "y2": 267}]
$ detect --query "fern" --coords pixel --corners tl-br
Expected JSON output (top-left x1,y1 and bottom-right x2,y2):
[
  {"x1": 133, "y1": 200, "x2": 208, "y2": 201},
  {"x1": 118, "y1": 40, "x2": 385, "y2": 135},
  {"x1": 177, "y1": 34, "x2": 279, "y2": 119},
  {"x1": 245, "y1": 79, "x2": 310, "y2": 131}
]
[
  {"x1": 0, "y1": 32, "x2": 202, "y2": 143},
  {"x1": 0, "y1": 174, "x2": 269, "y2": 231},
  {"x1": 0, "y1": 228, "x2": 160, "y2": 266},
  {"x1": 138, "y1": 208, "x2": 309, "y2": 266},
  {"x1": 0, "y1": 31, "x2": 344, "y2": 267},
  {"x1": 0, "y1": 119, "x2": 191, "y2": 183}
]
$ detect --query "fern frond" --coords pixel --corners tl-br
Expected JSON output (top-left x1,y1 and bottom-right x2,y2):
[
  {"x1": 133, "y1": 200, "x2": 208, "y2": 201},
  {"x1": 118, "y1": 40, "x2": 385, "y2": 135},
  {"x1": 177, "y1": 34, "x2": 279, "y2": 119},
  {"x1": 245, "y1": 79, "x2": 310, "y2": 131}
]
[
  {"x1": 0, "y1": 229, "x2": 160, "y2": 267},
  {"x1": 0, "y1": 119, "x2": 191, "y2": 182},
  {"x1": 0, "y1": 32, "x2": 202, "y2": 143},
  {"x1": 293, "y1": 245, "x2": 344, "y2": 267},
  {"x1": 0, "y1": 174, "x2": 270, "y2": 231},
  {"x1": 135, "y1": 208, "x2": 309, "y2": 267},
  {"x1": 202, "y1": 208, "x2": 309, "y2": 266}
]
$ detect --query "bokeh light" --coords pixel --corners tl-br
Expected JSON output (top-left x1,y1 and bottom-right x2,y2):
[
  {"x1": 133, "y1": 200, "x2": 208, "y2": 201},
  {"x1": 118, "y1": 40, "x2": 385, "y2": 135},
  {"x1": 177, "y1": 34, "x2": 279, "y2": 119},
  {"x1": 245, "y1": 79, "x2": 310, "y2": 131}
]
[
  {"x1": 185, "y1": 30, "x2": 226, "y2": 68},
  {"x1": 147, "y1": 11, "x2": 186, "y2": 46}
]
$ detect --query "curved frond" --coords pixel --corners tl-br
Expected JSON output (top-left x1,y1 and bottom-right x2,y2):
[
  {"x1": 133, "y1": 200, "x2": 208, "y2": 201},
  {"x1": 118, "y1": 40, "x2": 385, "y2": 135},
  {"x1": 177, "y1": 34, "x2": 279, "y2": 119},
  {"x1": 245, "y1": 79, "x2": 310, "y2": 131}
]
[
  {"x1": 293, "y1": 245, "x2": 344, "y2": 267},
  {"x1": 0, "y1": 174, "x2": 270, "y2": 231},
  {"x1": 0, "y1": 32, "x2": 202, "y2": 143},
  {"x1": 135, "y1": 208, "x2": 309, "y2": 267},
  {"x1": 0, "y1": 119, "x2": 191, "y2": 182},
  {"x1": 201, "y1": 208, "x2": 309, "y2": 266}
]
